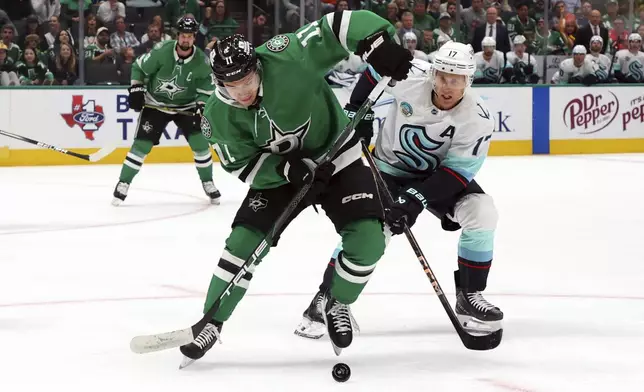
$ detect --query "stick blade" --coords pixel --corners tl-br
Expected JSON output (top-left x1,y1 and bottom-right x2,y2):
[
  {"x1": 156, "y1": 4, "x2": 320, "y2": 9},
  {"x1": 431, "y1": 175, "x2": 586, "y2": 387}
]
[
  {"x1": 89, "y1": 145, "x2": 117, "y2": 162},
  {"x1": 459, "y1": 328, "x2": 503, "y2": 351},
  {"x1": 130, "y1": 328, "x2": 194, "y2": 354}
]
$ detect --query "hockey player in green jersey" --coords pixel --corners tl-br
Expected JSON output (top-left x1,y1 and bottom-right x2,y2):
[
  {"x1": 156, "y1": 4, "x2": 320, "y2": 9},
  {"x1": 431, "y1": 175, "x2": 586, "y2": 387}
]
[
  {"x1": 112, "y1": 16, "x2": 221, "y2": 206},
  {"x1": 178, "y1": 10, "x2": 413, "y2": 367}
]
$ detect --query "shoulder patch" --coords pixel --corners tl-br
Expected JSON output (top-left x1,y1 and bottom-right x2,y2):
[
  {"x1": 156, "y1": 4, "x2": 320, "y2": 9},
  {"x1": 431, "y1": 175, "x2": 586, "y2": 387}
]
[
  {"x1": 201, "y1": 116, "x2": 212, "y2": 139},
  {"x1": 266, "y1": 35, "x2": 290, "y2": 52}
]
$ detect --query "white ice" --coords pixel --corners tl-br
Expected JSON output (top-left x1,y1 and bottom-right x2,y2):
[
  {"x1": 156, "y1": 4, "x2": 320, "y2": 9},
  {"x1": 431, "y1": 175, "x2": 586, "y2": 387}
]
[{"x1": 1, "y1": 155, "x2": 644, "y2": 392}]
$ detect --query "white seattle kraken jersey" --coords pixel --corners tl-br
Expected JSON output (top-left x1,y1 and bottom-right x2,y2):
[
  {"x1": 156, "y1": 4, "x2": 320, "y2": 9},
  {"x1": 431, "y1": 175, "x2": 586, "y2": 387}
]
[
  {"x1": 474, "y1": 50, "x2": 505, "y2": 82},
  {"x1": 410, "y1": 49, "x2": 429, "y2": 62},
  {"x1": 551, "y1": 57, "x2": 599, "y2": 84},
  {"x1": 427, "y1": 51, "x2": 437, "y2": 63},
  {"x1": 613, "y1": 49, "x2": 644, "y2": 81},
  {"x1": 505, "y1": 51, "x2": 538, "y2": 75},
  {"x1": 372, "y1": 59, "x2": 494, "y2": 181},
  {"x1": 587, "y1": 53, "x2": 611, "y2": 81}
]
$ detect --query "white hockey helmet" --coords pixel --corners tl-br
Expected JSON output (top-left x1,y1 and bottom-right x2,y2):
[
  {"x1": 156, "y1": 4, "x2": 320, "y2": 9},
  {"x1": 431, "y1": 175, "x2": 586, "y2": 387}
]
[
  {"x1": 513, "y1": 34, "x2": 527, "y2": 45},
  {"x1": 402, "y1": 31, "x2": 418, "y2": 49},
  {"x1": 590, "y1": 35, "x2": 603, "y2": 44},
  {"x1": 436, "y1": 34, "x2": 451, "y2": 48},
  {"x1": 628, "y1": 32, "x2": 642, "y2": 42},
  {"x1": 572, "y1": 45, "x2": 587, "y2": 54},
  {"x1": 430, "y1": 41, "x2": 476, "y2": 89},
  {"x1": 481, "y1": 36, "x2": 496, "y2": 48}
]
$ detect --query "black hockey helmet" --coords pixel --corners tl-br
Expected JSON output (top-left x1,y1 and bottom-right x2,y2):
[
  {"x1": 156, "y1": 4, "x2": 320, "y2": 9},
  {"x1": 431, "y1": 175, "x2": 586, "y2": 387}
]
[
  {"x1": 210, "y1": 34, "x2": 258, "y2": 84},
  {"x1": 177, "y1": 16, "x2": 199, "y2": 34}
]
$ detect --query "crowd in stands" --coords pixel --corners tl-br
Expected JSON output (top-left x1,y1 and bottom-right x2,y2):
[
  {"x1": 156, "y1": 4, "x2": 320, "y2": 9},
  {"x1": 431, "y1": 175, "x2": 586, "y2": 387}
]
[{"x1": 0, "y1": 0, "x2": 643, "y2": 86}]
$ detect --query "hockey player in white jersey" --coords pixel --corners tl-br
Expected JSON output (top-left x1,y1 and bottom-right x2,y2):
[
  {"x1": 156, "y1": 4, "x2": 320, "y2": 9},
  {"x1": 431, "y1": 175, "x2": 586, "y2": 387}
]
[
  {"x1": 427, "y1": 35, "x2": 451, "y2": 63},
  {"x1": 551, "y1": 45, "x2": 600, "y2": 85},
  {"x1": 403, "y1": 31, "x2": 430, "y2": 62},
  {"x1": 296, "y1": 42, "x2": 503, "y2": 340},
  {"x1": 503, "y1": 35, "x2": 539, "y2": 84},
  {"x1": 473, "y1": 37, "x2": 505, "y2": 84},
  {"x1": 613, "y1": 33, "x2": 644, "y2": 83},
  {"x1": 587, "y1": 35, "x2": 612, "y2": 82}
]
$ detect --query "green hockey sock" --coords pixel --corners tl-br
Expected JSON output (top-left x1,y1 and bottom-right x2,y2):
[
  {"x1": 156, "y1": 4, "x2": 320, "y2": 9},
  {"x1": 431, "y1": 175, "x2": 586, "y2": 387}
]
[
  {"x1": 119, "y1": 139, "x2": 153, "y2": 183},
  {"x1": 187, "y1": 133, "x2": 213, "y2": 182}
]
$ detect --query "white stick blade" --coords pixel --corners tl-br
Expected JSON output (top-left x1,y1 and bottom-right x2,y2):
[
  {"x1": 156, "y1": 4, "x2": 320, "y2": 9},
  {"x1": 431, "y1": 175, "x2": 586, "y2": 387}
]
[
  {"x1": 130, "y1": 328, "x2": 194, "y2": 354},
  {"x1": 89, "y1": 145, "x2": 117, "y2": 162}
]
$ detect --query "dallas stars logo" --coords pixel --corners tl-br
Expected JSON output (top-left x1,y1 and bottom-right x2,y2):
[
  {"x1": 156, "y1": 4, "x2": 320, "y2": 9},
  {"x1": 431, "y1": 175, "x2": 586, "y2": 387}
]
[
  {"x1": 248, "y1": 193, "x2": 268, "y2": 211},
  {"x1": 266, "y1": 35, "x2": 290, "y2": 52},
  {"x1": 258, "y1": 109, "x2": 311, "y2": 154},
  {"x1": 154, "y1": 75, "x2": 186, "y2": 99}
]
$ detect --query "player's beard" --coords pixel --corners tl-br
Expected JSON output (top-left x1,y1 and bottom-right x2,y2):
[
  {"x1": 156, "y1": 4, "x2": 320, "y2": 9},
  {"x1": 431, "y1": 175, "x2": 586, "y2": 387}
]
[{"x1": 179, "y1": 43, "x2": 192, "y2": 51}]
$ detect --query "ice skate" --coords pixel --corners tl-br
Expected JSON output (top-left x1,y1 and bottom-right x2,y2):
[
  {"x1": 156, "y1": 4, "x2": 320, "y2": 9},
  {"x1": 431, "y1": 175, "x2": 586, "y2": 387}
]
[
  {"x1": 202, "y1": 181, "x2": 221, "y2": 204},
  {"x1": 178, "y1": 320, "x2": 223, "y2": 369},
  {"x1": 294, "y1": 291, "x2": 327, "y2": 339},
  {"x1": 322, "y1": 295, "x2": 356, "y2": 356},
  {"x1": 455, "y1": 288, "x2": 503, "y2": 334},
  {"x1": 111, "y1": 181, "x2": 130, "y2": 206}
]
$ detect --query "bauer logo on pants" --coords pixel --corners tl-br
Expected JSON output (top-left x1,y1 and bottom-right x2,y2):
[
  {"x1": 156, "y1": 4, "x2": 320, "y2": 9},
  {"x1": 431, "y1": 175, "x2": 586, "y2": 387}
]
[
  {"x1": 60, "y1": 95, "x2": 105, "y2": 141},
  {"x1": 249, "y1": 193, "x2": 268, "y2": 211}
]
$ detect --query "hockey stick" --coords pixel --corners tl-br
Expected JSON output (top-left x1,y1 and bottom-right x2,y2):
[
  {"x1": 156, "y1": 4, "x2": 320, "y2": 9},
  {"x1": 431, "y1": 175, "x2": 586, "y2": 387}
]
[
  {"x1": 143, "y1": 104, "x2": 194, "y2": 116},
  {"x1": 360, "y1": 141, "x2": 503, "y2": 351},
  {"x1": 130, "y1": 76, "x2": 393, "y2": 354},
  {"x1": 0, "y1": 129, "x2": 116, "y2": 162}
]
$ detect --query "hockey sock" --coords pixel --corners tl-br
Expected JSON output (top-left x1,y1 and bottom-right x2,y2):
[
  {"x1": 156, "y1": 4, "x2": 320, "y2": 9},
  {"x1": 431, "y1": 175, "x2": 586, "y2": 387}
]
[
  {"x1": 330, "y1": 219, "x2": 385, "y2": 304},
  {"x1": 118, "y1": 139, "x2": 153, "y2": 183},
  {"x1": 204, "y1": 225, "x2": 270, "y2": 322},
  {"x1": 457, "y1": 229, "x2": 493, "y2": 291},
  {"x1": 186, "y1": 133, "x2": 213, "y2": 182}
]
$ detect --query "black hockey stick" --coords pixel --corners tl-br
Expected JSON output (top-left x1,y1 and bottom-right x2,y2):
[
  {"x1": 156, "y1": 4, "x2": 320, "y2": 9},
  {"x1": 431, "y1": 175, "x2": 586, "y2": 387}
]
[
  {"x1": 0, "y1": 129, "x2": 116, "y2": 162},
  {"x1": 143, "y1": 104, "x2": 194, "y2": 116},
  {"x1": 360, "y1": 141, "x2": 502, "y2": 351},
  {"x1": 129, "y1": 76, "x2": 394, "y2": 354}
]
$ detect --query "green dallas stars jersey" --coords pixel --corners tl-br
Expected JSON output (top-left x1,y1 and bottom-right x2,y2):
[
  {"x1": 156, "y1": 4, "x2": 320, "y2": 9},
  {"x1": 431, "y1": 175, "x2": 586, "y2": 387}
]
[
  {"x1": 201, "y1": 10, "x2": 395, "y2": 190},
  {"x1": 131, "y1": 40, "x2": 214, "y2": 110},
  {"x1": 506, "y1": 15, "x2": 537, "y2": 44}
]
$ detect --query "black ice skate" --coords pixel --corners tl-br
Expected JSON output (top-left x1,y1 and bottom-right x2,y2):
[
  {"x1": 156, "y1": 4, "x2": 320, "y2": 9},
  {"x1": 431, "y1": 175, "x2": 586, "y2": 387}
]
[
  {"x1": 455, "y1": 288, "x2": 504, "y2": 334},
  {"x1": 178, "y1": 320, "x2": 223, "y2": 369},
  {"x1": 202, "y1": 181, "x2": 221, "y2": 204},
  {"x1": 111, "y1": 181, "x2": 130, "y2": 206},
  {"x1": 322, "y1": 295, "x2": 356, "y2": 356},
  {"x1": 294, "y1": 291, "x2": 327, "y2": 339}
]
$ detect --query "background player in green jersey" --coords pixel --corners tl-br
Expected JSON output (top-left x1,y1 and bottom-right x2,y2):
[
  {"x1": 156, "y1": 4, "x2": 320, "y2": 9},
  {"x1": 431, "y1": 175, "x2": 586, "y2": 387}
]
[
  {"x1": 178, "y1": 10, "x2": 413, "y2": 367},
  {"x1": 112, "y1": 16, "x2": 221, "y2": 206}
]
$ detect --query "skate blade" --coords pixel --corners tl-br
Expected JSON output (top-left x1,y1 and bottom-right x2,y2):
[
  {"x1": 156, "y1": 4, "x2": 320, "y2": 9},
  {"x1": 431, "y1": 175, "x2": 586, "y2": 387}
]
[
  {"x1": 210, "y1": 197, "x2": 221, "y2": 205},
  {"x1": 179, "y1": 356, "x2": 196, "y2": 370},
  {"x1": 294, "y1": 318, "x2": 326, "y2": 340},
  {"x1": 457, "y1": 314, "x2": 503, "y2": 335},
  {"x1": 111, "y1": 198, "x2": 123, "y2": 206},
  {"x1": 332, "y1": 343, "x2": 343, "y2": 356}
]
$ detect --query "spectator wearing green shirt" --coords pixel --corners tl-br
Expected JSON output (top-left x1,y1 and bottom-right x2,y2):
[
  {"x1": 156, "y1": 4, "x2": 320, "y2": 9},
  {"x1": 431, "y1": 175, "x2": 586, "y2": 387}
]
[
  {"x1": 531, "y1": 17, "x2": 567, "y2": 55},
  {"x1": 166, "y1": 0, "x2": 202, "y2": 28},
  {"x1": 506, "y1": 2, "x2": 537, "y2": 48},
  {"x1": 60, "y1": 0, "x2": 92, "y2": 23},
  {"x1": 412, "y1": 0, "x2": 435, "y2": 31},
  {"x1": 16, "y1": 47, "x2": 54, "y2": 85},
  {"x1": 1, "y1": 24, "x2": 21, "y2": 63},
  {"x1": 200, "y1": 1, "x2": 238, "y2": 43}
]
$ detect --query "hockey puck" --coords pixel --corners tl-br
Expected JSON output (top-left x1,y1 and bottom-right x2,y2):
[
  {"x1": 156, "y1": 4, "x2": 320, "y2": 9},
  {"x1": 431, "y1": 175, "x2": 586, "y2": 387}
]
[{"x1": 332, "y1": 363, "x2": 351, "y2": 382}]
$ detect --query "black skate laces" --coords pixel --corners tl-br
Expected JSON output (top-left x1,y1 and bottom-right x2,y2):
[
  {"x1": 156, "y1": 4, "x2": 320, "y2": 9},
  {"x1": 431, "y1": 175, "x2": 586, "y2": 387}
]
[
  {"x1": 467, "y1": 292, "x2": 497, "y2": 313},
  {"x1": 328, "y1": 301, "x2": 352, "y2": 333},
  {"x1": 194, "y1": 323, "x2": 221, "y2": 349}
]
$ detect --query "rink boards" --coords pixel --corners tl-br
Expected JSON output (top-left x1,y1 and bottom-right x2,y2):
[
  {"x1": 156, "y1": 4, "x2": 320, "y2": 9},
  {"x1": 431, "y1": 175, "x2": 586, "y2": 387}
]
[{"x1": 1, "y1": 85, "x2": 644, "y2": 166}]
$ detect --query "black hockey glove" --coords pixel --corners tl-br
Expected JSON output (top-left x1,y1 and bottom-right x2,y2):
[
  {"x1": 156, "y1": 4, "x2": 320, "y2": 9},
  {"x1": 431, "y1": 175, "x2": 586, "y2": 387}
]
[
  {"x1": 344, "y1": 102, "x2": 375, "y2": 143},
  {"x1": 192, "y1": 101, "x2": 206, "y2": 128},
  {"x1": 356, "y1": 30, "x2": 412, "y2": 81},
  {"x1": 279, "y1": 153, "x2": 335, "y2": 200},
  {"x1": 528, "y1": 73, "x2": 540, "y2": 84},
  {"x1": 625, "y1": 74, "x2": 640, "y2": 83},
  {"x1": 614, "y1": 70, "x2": 626, "y2": 82},
  {"x1": 568, "y1": 75, "x2": 583, "y2": 84},
  {"x1": 128, "y1": 84, "x2": 146, "y2": 112},
  {"x1": 582, "y1": 74, "x2": 598, "y2": 86},
  {"x1": 524, "y1": 64, "x2": 534, "y2": 75},
  {"x1": 385, "y1": 186, "x2": 427, "y2": 235},
  {"x1": 501, "y1": 67, "x2": 514, "y2": 82}
]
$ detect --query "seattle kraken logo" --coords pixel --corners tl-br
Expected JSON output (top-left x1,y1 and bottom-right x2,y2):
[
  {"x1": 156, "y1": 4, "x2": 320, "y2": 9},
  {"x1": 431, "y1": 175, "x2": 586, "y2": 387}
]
[
  {"x1": 483, "y1": 67, "x2": 498, "y2": 82},
  {"x1": 595, "y1": 62, "x2": 608, "y2": 81},
  {"x1": 628, "y1": 61, "x2": 644, "y2": 82},
  {"x1": 394, "y1": 125, "x2": 443, "y2": 172}
]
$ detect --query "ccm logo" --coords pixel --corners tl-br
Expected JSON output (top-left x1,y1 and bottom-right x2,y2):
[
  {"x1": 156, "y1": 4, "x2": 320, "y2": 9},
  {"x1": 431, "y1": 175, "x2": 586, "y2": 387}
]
[{"x1": 341, "y1": 193, "x2": 374, "y2": 204}]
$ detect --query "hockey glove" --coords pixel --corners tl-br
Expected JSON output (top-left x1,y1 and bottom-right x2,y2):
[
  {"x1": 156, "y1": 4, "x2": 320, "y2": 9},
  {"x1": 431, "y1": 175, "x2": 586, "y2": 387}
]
[
  {"x1": 626, "y1": 74, "x2": 640, "y2": 83},
  {"x1": 614, "y1": 70, "x2": 626, "y2": 83},
  {"x1": 569, "y1": 76, "x2": 583, "y2": 84},
  {"x1": 501, "y1": 68, "x2": 514, "y2": 82},
  {"x1": 582, "y1": 74, "x2": 598, "y2": 86},
  {"x1": 356, "y1": 30, "x2": 412, "y2": 81},
  {"x1": 279, "y1": 153, "x2": 335, "y2": 201},
  {"x1": 524, "y1": 64, "x2": 534, "y2": 75},
  {"x1": 128, "y1": 84, "x2": 146, "y2": 112},
  {"x1": 192, "y1": 101, "x2": 206, "y2": 128},
  {"x1": 344, "y1": 102, "x2": 375, "y2": 143},
  {"x1": 385, "y1": 186, "x2": 427, "y2": 235}
]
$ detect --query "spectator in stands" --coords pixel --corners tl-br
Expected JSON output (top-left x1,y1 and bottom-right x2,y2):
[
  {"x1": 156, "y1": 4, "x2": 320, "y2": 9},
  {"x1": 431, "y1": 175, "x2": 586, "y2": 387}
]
[
  {"x1": 638, "y1": 25, "x2": 644, "y2": 44},
  {"x1": 427, "y1": 0, "x2": 441, "y2": 20},
  {"x1": 110, "y1": 16, "x2": 140, "y2": 52},
  {"x1": 1, "y1": 24, "x2": 21, "y2": 63},
  {"x1": 422, "y1": 28, "x2": 436, "y2": 54},
  {"x1": 49, "y1": 42, "x2": 77, "y2": 85},
  {"x1": 23, "y1": 33, "x2": 47, "y2": 63},
  {"x1": 439, "y1": 0, "x2": 462, "y2": 13},
  {"x1": 531, "y1": 17, "x2": 567, "y2": 55},
  {"x1": 395, "y1": 0, "x2": 409, "y2": 20},
  {"x1": 561, "y1": 0, "x2": 580, "y2": 14},
  {"x1": 49, "y1": 29, "x2": 73, "y2": 61},
  {"x1": 609, "y1": 16, "x2": 630, "y2": 52},
  {"x1": 31, "y1": 0, "x2": 61, "y2": 25},
  {"x1": 365, "y1": 0, "x2": 389, "y2": 18},
  {"x1": 462, "y1": 0, "x2": 486, "y2": 43},
  {"x1": 530, "y1": 0, "x2": 546, "y2": 22},
  {"x1": 150, "y1": 15, "x2": 171, "y2": 41},
  {"x1": 97, "y1": 0, "x2": 126, "y2": 25},
  {"x1": 336, "y1": 0, "x2": 349, "y2": 11},
  {"x1": 16, "y1": 47, "x2": 54, "y2": 85},
  {"x1": 550, "y1": 1, "x2": 568, "y2": 30},
  {"x1": 166, "y1": 0, "x2": 201, "y2": 27},
  {"x1": 602, "y1": 0, "x2": 619, "y2": 30},
  {"x1": 634, "y1": 6, "x2": 644, "y2": 31},
  {"x1": 84, "y1": 14, "x2": 99, "y2": 46},
  {"x1": 86, "y1": 27, "x2": 116, "y2": 63},
  {"x1": 576, "y1": 1, "x2": 593, "y2": 27},
  {"x1": 507, "y1": 2, "x2": 537, "y2": 46},
  {"x1": 0, "y1": 42, "x2": 20, "y2": 86},
  {"x1": 247, "y1": 12, "x2": 270, "y2": 47},
  {"x1": 116, "y1": 46, "x2": 134, "y2": 84},
  {"x1": 0, "y1": 10, "x2": 15, "y2": 36},
  {"x1": 60, "y1": 0, "x2": 92, "y2": 24},
  {"x1": 398, "y1": 11, "x2": 423, "y2": 51},
  {"x1": 1, "y1": 0, "x2": 33, "y2": 22},
  {"x1": 385, "y1": 2, "x2": 400, "y2": 28},
  {"x1": 472, "y1": 6, "x2": 511, "y2": 53},
  {"x1": 138, "y1": 22, "x2": 169, "y2": 54},
  {"x1": 560, "y1": 14, "x2": 578, "y2": 51},
  {"x1": 576, "y1": 9, "x2": 608, "y2": 54},
  {"x1": 201, "y1": 1, "x2": 238, "y2": 43},
  {"x1": 412, "y1": 0, "x2": 435, "y2": 32},
  {"x1": 43, "y1": 15, "x2": 61, "y2": 50},
  {"x1": 445, "y1": 3, "x2": 466, "y2": 42},
  {"x1": 19, "y1": 15, "x2": 41, "y2": 49}
]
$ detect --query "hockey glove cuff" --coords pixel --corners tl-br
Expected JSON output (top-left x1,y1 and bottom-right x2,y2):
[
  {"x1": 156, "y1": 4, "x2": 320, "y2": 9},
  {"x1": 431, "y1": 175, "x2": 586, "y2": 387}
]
[
  {"x1": 385, "y1": 187, "x2": 427, "y2": 235},
  {"x1": 356, "y1": 30, "x2": 412, "y2": 81},
  {"x1": 582, "y1": 74, "x2": 598, "y2": 86},
  {"x1": 344, "y1": 102, "x2": 375, "y2": 143},
  {"x1": 128, "y1": 84, "x2": 146, "y2": 112}
]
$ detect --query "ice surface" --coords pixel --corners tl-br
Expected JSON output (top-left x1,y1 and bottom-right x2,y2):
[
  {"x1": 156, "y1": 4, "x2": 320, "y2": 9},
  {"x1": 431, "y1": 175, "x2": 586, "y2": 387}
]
[{"x1": 1, "y1": 155, "x2": 643, "y2": 391}]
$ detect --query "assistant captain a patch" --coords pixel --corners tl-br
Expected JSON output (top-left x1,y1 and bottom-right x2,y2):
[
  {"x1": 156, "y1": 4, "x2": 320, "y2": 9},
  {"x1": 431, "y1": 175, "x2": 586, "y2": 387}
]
[{"x1": 266, "y1": 35, "x2": 290, "y2": 52}]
